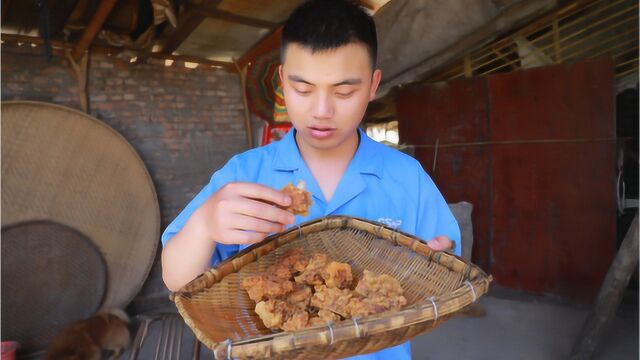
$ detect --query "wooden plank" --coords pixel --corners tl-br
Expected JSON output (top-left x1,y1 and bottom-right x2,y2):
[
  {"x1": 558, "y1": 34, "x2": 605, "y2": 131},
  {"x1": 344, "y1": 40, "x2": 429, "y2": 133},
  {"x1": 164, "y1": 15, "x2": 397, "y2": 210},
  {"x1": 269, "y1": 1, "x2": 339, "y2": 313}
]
[
  {"x1": 193, "y1": 5, "x2": 278, "y2": 29},
  {"x1": 71, "y1": 0, "x2": 118, "y2": 60},
  {"x1": 570, "y1": 212, "x2": 638, "y2": 359},
  {"x1": 488, "y1": 59, "x2": 616, "y2": 300},
  {"x1": 162, "y1": 9, "x2": 206, "y2": 54},
  {"x1": 234, "y1": 60, "x2": 254, "y2": 148},
  {"x1": 396, "y1": 77, "x2": 493, "y2": 271},
  {"x1": 463, "y1": 56, "x2": 472, "y2": 77},
  {"x1": 2, "y1": 0, "x2": 10, "y2": 22},
  {"x1": 1, "y1": 33, "x2": 235, "y2": 71}
]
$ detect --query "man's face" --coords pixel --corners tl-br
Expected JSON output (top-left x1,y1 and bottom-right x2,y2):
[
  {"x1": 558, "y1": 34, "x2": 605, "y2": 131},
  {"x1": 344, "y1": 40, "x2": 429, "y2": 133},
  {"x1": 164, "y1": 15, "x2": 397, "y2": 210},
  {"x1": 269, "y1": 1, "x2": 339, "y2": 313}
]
[{"x1": 279, "y1": 43, "x2": 382, "y2": 152}]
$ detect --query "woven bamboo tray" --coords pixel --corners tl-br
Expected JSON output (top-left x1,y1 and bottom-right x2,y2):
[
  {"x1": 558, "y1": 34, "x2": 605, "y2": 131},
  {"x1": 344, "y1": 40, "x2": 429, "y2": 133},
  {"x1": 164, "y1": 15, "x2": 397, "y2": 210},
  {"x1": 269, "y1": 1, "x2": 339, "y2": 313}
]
[{"x1": 173, "y1": 216, "x2": 492, "y2": 359}]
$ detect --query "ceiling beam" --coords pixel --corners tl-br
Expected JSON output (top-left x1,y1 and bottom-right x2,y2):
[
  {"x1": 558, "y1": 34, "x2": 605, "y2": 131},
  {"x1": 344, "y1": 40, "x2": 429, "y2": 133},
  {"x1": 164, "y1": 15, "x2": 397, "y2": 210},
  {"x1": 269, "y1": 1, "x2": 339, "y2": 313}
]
[
  {"x1": 237, "y1": 26, "x2": 283, "y2": 69},
  {"x1": 71, "y1": 0, "x2": 118, "y2": 60},
  {"x1": 192, "y1": 5, "x2": 279, "y2": 29},
  {"x1": 161, "y1": 8, "x2": 206, "y2": 54},
  {"x1": 2, "y1": 33, "x2": 235, "y2": 71}
]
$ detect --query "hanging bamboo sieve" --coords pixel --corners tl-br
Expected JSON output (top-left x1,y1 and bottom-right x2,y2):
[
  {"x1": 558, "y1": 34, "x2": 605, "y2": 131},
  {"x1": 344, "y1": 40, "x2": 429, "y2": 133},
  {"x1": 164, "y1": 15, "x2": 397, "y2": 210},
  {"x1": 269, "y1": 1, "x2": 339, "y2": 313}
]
[{"x1": 172, "y1": 216, "x2": 491, "y2": 359}]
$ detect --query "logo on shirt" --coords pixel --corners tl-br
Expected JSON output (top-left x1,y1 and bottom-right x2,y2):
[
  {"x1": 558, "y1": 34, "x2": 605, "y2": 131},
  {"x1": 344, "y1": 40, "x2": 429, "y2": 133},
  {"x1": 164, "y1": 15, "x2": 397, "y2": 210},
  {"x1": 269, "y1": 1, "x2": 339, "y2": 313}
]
[{"x1": 377, "y1": 217, "x2": 402, "y2": 229}]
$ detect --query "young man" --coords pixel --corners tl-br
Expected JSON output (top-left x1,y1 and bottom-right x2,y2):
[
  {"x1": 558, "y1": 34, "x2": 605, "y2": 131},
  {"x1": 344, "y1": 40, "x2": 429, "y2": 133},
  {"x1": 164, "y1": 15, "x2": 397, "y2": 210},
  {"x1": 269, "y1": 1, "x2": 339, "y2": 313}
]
[{"x1": 162, "y1": 0, "x2": 460, "y2": 358}]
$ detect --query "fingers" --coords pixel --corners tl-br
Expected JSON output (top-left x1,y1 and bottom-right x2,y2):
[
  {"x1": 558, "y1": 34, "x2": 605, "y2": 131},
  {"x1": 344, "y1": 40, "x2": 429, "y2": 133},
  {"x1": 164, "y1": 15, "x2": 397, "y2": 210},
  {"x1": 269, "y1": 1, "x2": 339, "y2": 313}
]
[
  {"x1": 228, "y1": 230, "x2": 269, "y2": 244},
  {"x1": 229, "y1": 213, "x2": 286, "y2": 234},
  {"x1": 229, "y1": 197, "x2": 295, "y2": 225},
  {"x1": 427, "y1": 235, "x2": 453, "y2": 252},
  {"x1": 207, "y1": 182, "x2": 299, "y2": 246},
  {"x1": 229, "y1": 182, "x2": 292, "y2": 208}
]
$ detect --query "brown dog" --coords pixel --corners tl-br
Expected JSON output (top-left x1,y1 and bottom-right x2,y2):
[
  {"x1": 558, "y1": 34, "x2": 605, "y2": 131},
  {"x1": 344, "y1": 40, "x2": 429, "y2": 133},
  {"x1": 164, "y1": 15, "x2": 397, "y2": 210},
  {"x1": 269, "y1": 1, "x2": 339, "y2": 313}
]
[{"x1": 44, "y1": 308, "x2": 130, "y2": 360}]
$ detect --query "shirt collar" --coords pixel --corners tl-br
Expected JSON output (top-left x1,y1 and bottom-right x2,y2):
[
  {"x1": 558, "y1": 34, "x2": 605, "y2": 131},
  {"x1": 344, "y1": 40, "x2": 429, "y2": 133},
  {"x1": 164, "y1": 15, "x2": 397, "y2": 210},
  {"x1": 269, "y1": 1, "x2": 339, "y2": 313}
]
[{"x1": 272, "y1": 127, "x2": 383, "y2": 178}]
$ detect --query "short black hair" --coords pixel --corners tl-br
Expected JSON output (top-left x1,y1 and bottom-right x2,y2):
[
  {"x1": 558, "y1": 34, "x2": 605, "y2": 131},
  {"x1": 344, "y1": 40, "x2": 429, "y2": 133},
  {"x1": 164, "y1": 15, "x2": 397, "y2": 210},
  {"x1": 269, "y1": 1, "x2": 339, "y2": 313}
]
[{"x1": 281, "y1": 0, "x2": 378, "y2": 69}]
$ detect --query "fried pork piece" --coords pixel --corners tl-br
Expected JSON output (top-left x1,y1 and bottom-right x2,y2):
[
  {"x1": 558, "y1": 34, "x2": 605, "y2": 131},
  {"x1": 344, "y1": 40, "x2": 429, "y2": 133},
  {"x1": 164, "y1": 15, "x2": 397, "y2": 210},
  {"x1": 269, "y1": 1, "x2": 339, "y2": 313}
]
[
  {"x1": 307, "y1": 309, "x2": 341, "y2": 327},
  {"x1": 347, "y1": 296, "x2": 406, "y2": 317},
  {"x1": 287, "y1": 283, "x2": 313, "y2": 310},
  {"x1": 321, "y1": 261, "x2": 353, "y2": 289},
  {"x1": 354, "y1": 270, "x2": 405, "y2": 298},
  {"x1": 308, "y1": 316, "x2": 327, "y2": 327},
  {"x1": 255, "y1": 299, "x2": 294, "y2": 329},
  {"x1": 317, "y1": 309, "x2": 342, "y2": 322},
  {"x1": 270, "y1": 248, "x2": 309, "y2": 278},
  {"x1": 366, "y1": 293, "x2": 407, "y2": 309},
  {"x1": 282, "y1": 310, "x2": 310, "y2": 331},
  {"x1": 294, "y1": 253, "x2": 328, "y2": 285},
  {"x1": 310, "y1": 285, "x2": 353, "y2": 317},
  {"x1": 281, "y1": 181, "x2": 313, "y2": 216},
  {"x1": 241, "y1": 274, "x2": 295, "y2": 302}
]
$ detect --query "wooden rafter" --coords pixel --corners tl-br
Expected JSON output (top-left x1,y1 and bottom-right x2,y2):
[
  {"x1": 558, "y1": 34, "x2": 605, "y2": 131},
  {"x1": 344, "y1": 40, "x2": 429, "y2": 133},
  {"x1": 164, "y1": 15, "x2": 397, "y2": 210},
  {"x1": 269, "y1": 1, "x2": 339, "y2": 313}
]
[
  {"x1": 237, "y1": 26, "x2": 283, "y2": 68},
  {"x1": 161, "y1": 8, "x2": 206, "y2": 54},
  {"x1": 1, "y1": 33, "x2": 235, "y2": 71},
  {"x1": 491, "y1": 45, "x2": 518, "y2": 70},
  {"x1": 71, "y1": 0, "x2": 118, "y2": 60},
  {"x1": 160, "y1": 0, "x2": 231, "y2": 54},
  {"x1": 192, "y1": 5, "x2": 278, "y2": 29}
]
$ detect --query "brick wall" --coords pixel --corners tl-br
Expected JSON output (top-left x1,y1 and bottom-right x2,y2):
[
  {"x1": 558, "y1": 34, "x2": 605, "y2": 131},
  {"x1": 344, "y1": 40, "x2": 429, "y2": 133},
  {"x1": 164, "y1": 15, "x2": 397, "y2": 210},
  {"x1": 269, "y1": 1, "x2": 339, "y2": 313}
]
[{"x1": 1, "y1": 43, "x2": 249, "y2": 309}]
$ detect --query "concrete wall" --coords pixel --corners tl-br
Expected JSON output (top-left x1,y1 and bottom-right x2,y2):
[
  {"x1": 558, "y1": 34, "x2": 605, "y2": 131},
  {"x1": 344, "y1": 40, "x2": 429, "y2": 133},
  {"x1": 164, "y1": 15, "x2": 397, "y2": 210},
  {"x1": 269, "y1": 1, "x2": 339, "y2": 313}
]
[{"x1": 1, "y1": 43, "x2": 248, "y2": 309}]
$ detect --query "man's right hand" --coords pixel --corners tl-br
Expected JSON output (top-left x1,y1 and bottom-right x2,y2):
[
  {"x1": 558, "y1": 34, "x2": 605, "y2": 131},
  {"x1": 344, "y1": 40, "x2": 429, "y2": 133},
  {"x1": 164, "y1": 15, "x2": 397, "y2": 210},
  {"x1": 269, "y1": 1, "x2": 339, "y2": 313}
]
[
  {"x1": 162, "y1": 182, "x2": 296, "y2": 291},
  {"x1": 194, "y1": 182, "x2": 296, "y2": 245}
]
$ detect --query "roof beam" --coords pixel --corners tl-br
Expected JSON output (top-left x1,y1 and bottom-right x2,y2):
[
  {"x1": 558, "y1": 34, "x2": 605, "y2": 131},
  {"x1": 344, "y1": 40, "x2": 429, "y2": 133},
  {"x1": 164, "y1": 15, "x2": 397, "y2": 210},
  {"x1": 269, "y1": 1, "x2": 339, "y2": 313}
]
[
  {"x1": 192, "y1": 6, "x2": 279, "y2": 29},
  {"x1": 2, "y1": 33, "x2": 235, "y2": 71},
  {"x1": 237, "y1": 26, "x2": 283, "y2": 68},
  {"x1": 71, "y1": 0, "x2": 118, "y2": 61},
  {"x1": 161, "y1": 8, "x2": 206, "y2": 54}
]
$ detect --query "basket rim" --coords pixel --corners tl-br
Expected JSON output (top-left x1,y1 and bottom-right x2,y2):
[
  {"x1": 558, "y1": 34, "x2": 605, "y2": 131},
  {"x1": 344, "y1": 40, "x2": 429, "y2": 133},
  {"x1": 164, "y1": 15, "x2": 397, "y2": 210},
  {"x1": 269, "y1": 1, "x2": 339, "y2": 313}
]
[{"x1": 173, "y1": 215, "x2": 492, "y2": 358}]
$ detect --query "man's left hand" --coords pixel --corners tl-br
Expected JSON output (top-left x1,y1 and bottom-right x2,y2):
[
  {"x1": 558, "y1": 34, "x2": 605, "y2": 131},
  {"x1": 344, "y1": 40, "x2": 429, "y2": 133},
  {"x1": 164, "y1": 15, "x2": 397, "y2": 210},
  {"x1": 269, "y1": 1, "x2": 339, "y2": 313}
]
[{"x1": 426, "y1": 235, "x2": 454, "y2": 252}]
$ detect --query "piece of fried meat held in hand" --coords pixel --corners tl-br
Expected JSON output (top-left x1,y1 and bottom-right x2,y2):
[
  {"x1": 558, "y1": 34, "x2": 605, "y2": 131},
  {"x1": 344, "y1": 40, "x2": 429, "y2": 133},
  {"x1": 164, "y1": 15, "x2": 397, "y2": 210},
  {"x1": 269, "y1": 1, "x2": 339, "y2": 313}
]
[{"x1": 281, "y1": 181, "x2": 313, "y2": 216}]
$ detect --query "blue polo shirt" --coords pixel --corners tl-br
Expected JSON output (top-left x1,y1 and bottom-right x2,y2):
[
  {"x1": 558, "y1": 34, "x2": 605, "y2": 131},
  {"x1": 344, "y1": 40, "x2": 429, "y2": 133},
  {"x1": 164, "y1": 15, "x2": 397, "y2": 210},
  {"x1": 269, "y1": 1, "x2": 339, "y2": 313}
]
[{"x1": 162, "y1": 128, "x2": 460, "y2": 360}]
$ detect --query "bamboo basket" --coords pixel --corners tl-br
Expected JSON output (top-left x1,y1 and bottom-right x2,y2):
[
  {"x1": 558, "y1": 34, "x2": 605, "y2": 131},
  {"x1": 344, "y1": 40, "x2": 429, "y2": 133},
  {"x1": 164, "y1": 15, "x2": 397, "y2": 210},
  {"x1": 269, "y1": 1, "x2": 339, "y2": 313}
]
[{"x1": 173, "y1": 216, "x2": 492, "y2": 359}]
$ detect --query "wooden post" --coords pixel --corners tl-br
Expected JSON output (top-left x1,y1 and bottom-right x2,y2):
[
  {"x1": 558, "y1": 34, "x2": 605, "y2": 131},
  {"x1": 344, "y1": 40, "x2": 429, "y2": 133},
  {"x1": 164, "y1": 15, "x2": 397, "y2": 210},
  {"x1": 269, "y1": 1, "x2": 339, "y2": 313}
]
[
  {"x1": 552, "y1": 15, "x2": 562, "y2": 63},
  {"x1": 463, "y1": 56, "x2": 472, "y2": 78},
  {"x1": 570, "y1": 212, "x2": 638, "y2": 359},
  {"x1": 2, "y1": 0, "x2": 10, "y2": 22},
  {"x1": 234, "y1": 60, "x2": 254, "y2": 149},
  {"x1": 71, "y1": 0, "x2": 118, "y2": 61},
  {"x1": 65, "y1": 50, "x2": 89, "y2": 113}
]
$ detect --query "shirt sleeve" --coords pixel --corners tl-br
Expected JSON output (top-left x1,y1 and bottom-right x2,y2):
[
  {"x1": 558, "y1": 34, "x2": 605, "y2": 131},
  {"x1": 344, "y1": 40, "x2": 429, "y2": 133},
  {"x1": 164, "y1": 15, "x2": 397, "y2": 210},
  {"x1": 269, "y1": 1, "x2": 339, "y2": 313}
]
[
  {"x1": 415, "y1": 170, "x2": 462, "y2": 257},
  {"x1": 160, "y1": 156, "x2": 241, "y2": 266}
]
